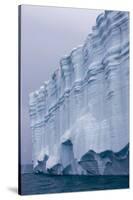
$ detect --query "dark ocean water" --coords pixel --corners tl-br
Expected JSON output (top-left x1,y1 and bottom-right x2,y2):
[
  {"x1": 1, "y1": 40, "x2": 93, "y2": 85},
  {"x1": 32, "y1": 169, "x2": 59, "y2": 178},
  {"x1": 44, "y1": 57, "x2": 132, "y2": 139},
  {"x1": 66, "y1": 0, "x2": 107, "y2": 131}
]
[{"x1": 20, "y1": 173, "x2": 129, "y2": 195}]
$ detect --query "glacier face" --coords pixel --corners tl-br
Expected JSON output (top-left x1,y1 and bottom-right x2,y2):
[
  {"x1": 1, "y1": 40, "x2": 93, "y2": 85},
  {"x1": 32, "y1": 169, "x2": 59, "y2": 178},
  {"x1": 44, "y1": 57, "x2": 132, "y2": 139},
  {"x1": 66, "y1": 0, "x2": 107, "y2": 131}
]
[{"x1": 29, "y1": 11, "x2": 129, "y2": 175}]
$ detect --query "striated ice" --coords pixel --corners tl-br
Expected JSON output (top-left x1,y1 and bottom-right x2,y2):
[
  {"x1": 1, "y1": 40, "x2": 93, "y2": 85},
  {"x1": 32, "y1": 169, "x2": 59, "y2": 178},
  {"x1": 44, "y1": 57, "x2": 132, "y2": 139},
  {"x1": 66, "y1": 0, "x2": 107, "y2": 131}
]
[{"x1": 29, "y1": 11, "x2": 129, "y2": 175}]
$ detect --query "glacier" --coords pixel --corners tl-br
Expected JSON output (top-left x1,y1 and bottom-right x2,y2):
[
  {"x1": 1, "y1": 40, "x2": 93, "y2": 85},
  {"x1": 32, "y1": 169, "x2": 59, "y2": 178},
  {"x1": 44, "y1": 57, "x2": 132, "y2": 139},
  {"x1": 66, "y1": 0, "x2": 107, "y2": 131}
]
[{"x1": 29, "y1": 10, "x2": 129, "y2": 175}]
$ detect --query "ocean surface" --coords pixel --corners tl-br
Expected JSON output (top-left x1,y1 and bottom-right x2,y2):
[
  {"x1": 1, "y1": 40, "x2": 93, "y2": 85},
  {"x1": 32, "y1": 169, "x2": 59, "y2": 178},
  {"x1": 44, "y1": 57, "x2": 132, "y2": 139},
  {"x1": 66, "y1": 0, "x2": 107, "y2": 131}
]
[{"x1": 20, "y1": 173, "x2": 129, "y2": 195}]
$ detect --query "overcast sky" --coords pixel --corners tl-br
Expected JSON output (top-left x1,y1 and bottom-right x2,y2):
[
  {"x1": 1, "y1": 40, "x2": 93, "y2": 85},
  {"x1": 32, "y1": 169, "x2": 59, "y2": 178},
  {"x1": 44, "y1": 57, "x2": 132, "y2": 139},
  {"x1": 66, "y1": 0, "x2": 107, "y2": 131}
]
[{"x1": 20, "y1": 5, "x2": 103, "y2": 164}]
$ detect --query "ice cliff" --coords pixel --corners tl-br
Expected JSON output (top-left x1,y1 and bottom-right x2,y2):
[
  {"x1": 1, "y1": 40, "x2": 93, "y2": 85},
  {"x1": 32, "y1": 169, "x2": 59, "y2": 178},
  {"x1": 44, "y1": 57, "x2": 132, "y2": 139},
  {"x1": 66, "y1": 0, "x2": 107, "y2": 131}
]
[{"x1": 29, "y1": 11, "x2": 129, "y2": 175}]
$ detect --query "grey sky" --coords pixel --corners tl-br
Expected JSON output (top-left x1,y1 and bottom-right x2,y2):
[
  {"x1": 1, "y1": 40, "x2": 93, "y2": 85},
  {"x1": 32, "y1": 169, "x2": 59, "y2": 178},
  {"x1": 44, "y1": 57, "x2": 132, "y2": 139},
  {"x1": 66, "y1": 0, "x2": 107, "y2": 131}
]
[{"x1": 20, "y1": 5, "x2": 103, "y2": 164}]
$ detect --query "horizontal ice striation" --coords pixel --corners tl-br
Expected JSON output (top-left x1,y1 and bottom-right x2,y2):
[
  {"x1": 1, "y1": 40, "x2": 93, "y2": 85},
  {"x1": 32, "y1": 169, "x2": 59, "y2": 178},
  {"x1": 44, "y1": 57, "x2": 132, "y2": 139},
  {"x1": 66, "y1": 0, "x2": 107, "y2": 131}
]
[{"x1": 29, "y1": 11, "x2": 129, "y2": 175}]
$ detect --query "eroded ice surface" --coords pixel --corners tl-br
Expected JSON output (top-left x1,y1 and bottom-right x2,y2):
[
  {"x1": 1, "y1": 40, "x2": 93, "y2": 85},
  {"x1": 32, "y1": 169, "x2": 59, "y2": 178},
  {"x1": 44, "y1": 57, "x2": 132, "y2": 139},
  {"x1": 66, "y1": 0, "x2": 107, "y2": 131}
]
[{"x1": 29, "y1": 11, "x2": 129, "y2": 175}]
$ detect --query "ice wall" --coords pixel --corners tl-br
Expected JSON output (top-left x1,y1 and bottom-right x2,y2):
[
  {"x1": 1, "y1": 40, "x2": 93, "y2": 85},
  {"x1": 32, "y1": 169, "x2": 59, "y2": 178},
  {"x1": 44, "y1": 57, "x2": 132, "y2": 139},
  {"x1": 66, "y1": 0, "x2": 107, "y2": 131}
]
[{"x1": 29, "y1": 11, "x2": 129, "y2": 175}]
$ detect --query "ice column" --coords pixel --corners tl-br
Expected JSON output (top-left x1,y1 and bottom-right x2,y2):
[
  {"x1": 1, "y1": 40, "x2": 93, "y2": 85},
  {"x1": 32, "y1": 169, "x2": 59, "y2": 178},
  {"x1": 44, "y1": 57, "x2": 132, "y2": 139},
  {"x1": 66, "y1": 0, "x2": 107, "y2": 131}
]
[
  {"x1": 71, "y1": 46, "x2": 84, "y2": 120},
  {"x1": 60, "y1": 56, "x2": 71, "y2": 131}
]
